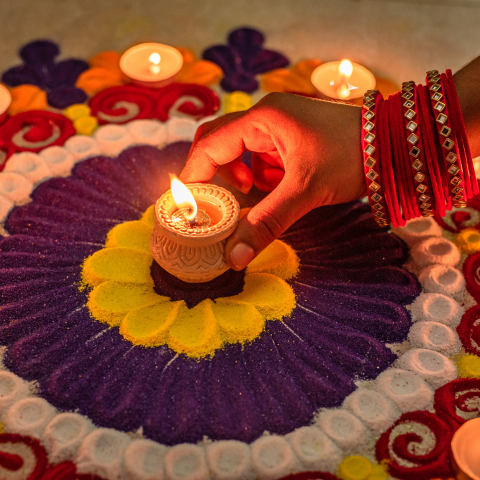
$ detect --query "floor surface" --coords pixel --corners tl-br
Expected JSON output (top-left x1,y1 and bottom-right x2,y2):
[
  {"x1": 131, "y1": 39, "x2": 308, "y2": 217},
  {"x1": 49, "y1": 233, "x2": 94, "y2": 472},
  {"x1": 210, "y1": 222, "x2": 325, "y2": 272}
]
[{"x1": 1, "y1": 0, "x2": 479, "y2": 89}]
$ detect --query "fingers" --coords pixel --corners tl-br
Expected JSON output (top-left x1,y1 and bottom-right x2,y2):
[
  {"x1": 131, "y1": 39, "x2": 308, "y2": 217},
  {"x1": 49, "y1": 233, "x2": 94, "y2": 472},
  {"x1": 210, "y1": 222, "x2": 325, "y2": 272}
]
[
  {"x1": 180, "y1": 111, "x2": 248, "y2": 184},
  {"x1": 179, "y1": 109, "x2": 276, "y2": 184},
  {"x1": 224, "y1": 172, "x2": 314, "y2": 270},
  {"x1": 217, "y1": 160, "x2": 253, "y2": 194},
  {"x1": 251, "y1": 153, "x2": 285, "y2": 192}
]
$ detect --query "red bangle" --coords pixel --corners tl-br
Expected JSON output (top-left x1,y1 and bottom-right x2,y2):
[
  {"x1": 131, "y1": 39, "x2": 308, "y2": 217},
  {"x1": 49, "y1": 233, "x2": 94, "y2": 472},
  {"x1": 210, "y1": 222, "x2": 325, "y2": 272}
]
[
  {"x1": 361, "y1": 89, "x2": 390, "y2": 227},
  {"x1": 393, "y1": 92, "x2": 421, "y2": 219},
  {"x1": 378, "y1": 95, "x2": 405, "y2": 227},
  {"x1": 401, "y1": 81, "x2": 435, "y2": 217},
  {"x1": 417, "y1": 83, "x2": 447, "y2": 217},
  {"x1": 444, "y1": 69, "x2": 478, "y2": 197},
  {"x1": 425, "y1": 70, "x2": 467, "y2": 207}
]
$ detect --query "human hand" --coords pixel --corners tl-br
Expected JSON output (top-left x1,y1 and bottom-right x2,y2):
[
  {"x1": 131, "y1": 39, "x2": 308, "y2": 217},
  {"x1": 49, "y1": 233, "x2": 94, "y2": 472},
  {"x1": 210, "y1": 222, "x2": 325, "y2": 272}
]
[{"x1": 180, "y1": 92, "x2": 366, "y2": 270}]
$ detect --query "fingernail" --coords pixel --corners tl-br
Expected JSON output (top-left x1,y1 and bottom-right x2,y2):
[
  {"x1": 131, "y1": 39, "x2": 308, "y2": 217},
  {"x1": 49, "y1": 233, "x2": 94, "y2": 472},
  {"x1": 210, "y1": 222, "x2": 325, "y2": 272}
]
[{"x1": 230, "y1": 243, "x2": 255, "y2": 270}]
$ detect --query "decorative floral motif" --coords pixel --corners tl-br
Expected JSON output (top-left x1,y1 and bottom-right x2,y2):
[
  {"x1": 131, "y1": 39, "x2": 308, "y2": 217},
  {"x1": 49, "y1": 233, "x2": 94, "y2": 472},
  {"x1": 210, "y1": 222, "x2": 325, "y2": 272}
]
[
  {"x1": 0, "y1": 142, "x2": 420, "y2": 446},
  {"x1": 2, "y1": 40, "x2": 89, "y2": 109},
  {"x1": 89, "y1": 83, "x2": 219, "y2": 124},
  {"x1": 7, "y1": 84, "x2": 48, "y2": 116},
  {"x1": 176, "y1": 47, "x2": 223, "y2": 86},
  {"x1": 375, "y1": 378, "x2": 480, "y2": 479},
  {"x1": 75, "y1": 51, "x2": 127, "y2": 96},
  {"x1": 203, "y1": 27, "x2": 290, "y2": 93},
  {"x1": 63, "y1": 104, "x2": 98, "y2": 136},
  {"x1": 0, "y1": 433, "x2": 105, "y2": 480},
  {"x1": 435, "y1": 183, "x2": 480, "y2": 232},
  {"x1": 260, "y1": 59, "x2": 323, "y2": 96},
  {"x1": 0, "y1": 110, "x2": 75, "y2": 168},
  {"x1": 456, "y1": 305, "x2": 480, "y2": 356},
  {"x1": 82, "y1": 212, "x2": 298, "y2": 357}
]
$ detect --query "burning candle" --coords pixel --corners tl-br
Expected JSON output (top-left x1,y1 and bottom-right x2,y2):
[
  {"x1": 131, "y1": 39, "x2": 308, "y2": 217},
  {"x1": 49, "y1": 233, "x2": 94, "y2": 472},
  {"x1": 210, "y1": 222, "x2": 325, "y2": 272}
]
[
  {"x1": 451, "y1": 417, "x2": 480, "y2": 480},
  {"x1": 0, "y1": 84, "x2": 11, "y2": 116},
  {"x1": 150, "y1": 178, "x2": 240, "y2": 283},
  {"x1": 311, "y1": 59, "x2": 376, "y2": 101},
  {"x1": 119, "y1": 43, "x2": 184, "y2": 88}
]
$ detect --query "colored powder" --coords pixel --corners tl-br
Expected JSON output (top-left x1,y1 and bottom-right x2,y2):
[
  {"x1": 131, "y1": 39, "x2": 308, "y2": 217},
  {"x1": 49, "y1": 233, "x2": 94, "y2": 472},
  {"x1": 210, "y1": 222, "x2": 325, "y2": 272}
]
[
  {"x1": 105, "y1": 220, "x2": 153, "y2": 253},
  {"x1": 456, "y1": 353, "x2": 480, "y2": 378},
  {"x1": 212, "y1": 300, "x2": 265, "y2": 343},
  {"x1": 120, "y1": 301, "x2": 182, "y2": 346},
  {"x1": 247, "y1": 239, "x2": 300, "y2": 280},
  {"x1": 225, "y1": 273, "x2": 296, "y2": 321},
  {"x1": 82, "y1": 247, "x2": 154, "y2": 287},
  {"x1": 87, "y1": 280, "x2": 167, "y2": 326},
  {"x1": 167, "y1": 300, "x2": 223, "y2": 358}
]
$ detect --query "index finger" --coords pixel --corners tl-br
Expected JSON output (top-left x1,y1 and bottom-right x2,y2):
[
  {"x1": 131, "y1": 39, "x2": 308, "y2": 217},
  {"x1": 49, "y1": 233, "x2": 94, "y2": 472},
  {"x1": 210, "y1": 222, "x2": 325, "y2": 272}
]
[{"x1": 179, "y1": 109, "x2": 275, "y2": 184}]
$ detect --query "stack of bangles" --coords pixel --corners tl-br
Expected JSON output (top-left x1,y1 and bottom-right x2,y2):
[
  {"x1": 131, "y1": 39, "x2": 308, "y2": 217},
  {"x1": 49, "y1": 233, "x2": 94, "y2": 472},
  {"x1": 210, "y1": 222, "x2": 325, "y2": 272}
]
[{"x1": 361, "y1": 68, "x2": 478, "y2": 228}]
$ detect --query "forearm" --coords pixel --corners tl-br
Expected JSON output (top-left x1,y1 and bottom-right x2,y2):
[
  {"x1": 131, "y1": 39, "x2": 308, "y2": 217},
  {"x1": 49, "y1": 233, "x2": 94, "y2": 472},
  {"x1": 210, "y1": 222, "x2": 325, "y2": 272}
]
[{"x1": 454, "y1": 56, "x2": 480, "y2": 158}]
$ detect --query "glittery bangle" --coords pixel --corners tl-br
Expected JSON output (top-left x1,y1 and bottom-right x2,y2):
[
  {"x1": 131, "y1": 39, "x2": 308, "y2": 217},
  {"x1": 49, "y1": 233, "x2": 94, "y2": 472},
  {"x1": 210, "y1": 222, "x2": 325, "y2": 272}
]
[
  {"x1": 401, "y1": 81, "x2": 435, "y2": 217},
  {"x1": 425, "y1": 70, "x2": 467, "y2": 208},
  {"x1": 361, "y1": 89, "x2": 390, "y2": 227},
  {"x1": 444, "y1": 69, "x2": 478, "y2": 197}
]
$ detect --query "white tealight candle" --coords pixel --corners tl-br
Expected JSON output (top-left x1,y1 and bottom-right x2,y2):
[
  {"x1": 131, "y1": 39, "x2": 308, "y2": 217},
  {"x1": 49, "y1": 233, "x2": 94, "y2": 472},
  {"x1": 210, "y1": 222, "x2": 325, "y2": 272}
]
[
  {"x1": 0, "y1": 84, "x2": 12, "y2": 116},
  {"x1": 120, "y1": 43, "x2": 184, "y2": 88},
  {"x1": 311, "y1": 60, "x2": 376, "y2": 100}
]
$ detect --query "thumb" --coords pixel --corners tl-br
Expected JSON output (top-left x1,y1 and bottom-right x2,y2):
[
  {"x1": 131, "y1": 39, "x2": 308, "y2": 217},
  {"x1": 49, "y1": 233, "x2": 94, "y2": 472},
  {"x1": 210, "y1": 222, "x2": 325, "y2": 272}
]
[{"x1": 225, "y1": 173, "x2": 313, "y2": 270}]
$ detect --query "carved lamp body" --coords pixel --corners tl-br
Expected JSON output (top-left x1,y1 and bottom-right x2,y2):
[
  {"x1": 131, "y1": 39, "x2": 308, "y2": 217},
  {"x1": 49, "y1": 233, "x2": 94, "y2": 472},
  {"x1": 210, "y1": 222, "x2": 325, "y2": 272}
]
[{"x1": 150, "y1": 183, "x2": 240, "y2": 283}]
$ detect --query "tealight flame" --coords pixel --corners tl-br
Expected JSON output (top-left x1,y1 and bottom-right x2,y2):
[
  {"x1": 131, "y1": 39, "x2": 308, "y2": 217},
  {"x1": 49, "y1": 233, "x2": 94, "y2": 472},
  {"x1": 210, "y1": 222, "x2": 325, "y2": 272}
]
[
  {"x1": 338, "y1": 59, "x2": 353, "y2": 77},
  {"x1": 170, "y1": 176, "x2": 197, "y2": 222},
  {"x1": 337, "y1": 59, "x2": 353, "y2": 99},
  {"x1": 148, "y1": 52, "x2": 161, "y2": 75}
]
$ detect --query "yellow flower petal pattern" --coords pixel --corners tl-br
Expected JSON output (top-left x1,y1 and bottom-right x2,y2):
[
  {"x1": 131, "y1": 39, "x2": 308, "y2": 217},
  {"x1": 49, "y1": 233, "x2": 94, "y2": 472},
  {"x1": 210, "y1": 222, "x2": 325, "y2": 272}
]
[
  {"x1": 141, "y1": 205, "x2": 155, "y2": 228},
  {"x1": 247, "y1": 239, "x2": 299, "y2": 280},
  {"x1": 454, "y1": 228, "x2": 480, "y2": 255},
  {"x1": 120, "y1": 301, "x2": 182, "y2": 346},
  {"x1": 87, "y1": 281, "x2": 166, "y2": 326},
  {"x1": 105, "y1": 220, "x2": 152, "y2": 253},
  {"x1": 82, "y1": 205, "x2": 297, "y2": 357},
  {"x1": 223, "y1": 273, "x2": 296, "y2": 320},
  {"x1": 212, "y1": 301, "x2": 265, "y2": 343},
  {"x1": 167, "y1": 300, "x2": 223, "y2": 357},
  {"x1": 82, "y1": 247, "x2": 153, "y2": 287}
]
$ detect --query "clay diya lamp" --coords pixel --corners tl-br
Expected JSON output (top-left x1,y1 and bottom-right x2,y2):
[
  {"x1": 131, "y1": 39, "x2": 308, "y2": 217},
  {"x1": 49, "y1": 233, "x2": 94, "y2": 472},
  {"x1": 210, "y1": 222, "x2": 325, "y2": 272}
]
[
  {"x1": 150, "y1": 178, "x2": 240, "y2": 283},
  {"x1": 450, "y1": 417, "x2": 480, "y2": 480}
]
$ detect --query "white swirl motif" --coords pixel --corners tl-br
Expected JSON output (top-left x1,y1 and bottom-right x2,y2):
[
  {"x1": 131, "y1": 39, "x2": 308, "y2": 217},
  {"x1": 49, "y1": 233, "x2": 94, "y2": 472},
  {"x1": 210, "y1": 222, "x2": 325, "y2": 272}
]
[
  {"x1": 12, "y1": 124, "x2": 61, "y2": 149},
  {"x1": 168, "y1": 95, "x2": 205, "y2": 119},
  {"x1": 97, "y1": 101, "x2": 141, "y2": 123}
]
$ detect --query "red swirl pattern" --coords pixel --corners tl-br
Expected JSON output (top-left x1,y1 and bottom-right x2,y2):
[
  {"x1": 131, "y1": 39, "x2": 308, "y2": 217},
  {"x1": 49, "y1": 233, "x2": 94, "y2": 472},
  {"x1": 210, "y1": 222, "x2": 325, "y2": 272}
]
[
  {"x1": 457, "y1": 305, "x2": 480, "y2": 355},
  {"x1": 463, "y1": 255, "x2": 480, "y2": 303},
  {"x1": 435, "y1": 180, "x2": 480, "y2": 232},
  {"x1": 89, "y1": 83, "x2": 219, "y2": 124},
  {"x1": 0, "y1": 433, "x2": 48, "y2": 480},
  {"x1": 0, "y1": 110, "x2": 75, "y2": 167},
  {"x1": 375, "y1": 411, "x2": 454, "y2": 479},
  {"x1": 0, "y1": 433, "x2": 105, "y2": 480}
]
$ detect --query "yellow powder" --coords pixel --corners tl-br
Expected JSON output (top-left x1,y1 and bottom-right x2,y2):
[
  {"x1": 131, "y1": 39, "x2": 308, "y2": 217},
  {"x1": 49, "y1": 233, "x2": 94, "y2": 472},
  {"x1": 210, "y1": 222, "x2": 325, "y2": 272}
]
[
  {"x1": 82, "y1": 247, "x2": 154, "y2": 287},
  {"x1": 224, "y1": 273, "x2": 296, "y2": 321},
  {"x1": 105, "y1": 220, "x2": 153, "y2": 253},
  {"x1": 454, "y1": 228, "x2": 480, "y2": 255},
  {"x1": 120, "y1": 301, "x2": 182, "y2": 346},
  {"x1": 337, "y1": 456, "x2": 373, "y2": 480},
  {"x1": 141, "y1": 205, "x2": 156, "y2": 228},
  {"x1": 212, "y1": 301, "x2": 265, "y2": 343},
  {"x1": 167, "y1": 300, "x2": 223, "y2": 358},
  {"x1": 456, "y1": 353, "x2": 480, "y2": 378},
  {"x1": 247, "y1": 239, "x2": 300, "y2": 280},
  {"x1": 87, "y1": 281, "x2": 167, "y2": 326}
]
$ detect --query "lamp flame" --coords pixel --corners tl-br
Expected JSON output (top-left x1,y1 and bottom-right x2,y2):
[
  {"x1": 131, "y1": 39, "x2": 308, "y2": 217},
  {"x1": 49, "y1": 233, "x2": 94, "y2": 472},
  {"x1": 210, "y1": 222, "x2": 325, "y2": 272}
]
[
  {"x1": 170, "y1": 176, "x2": 197, "y2": 221},
  {"x1": 338, "y1": 59, "x2": 353, "y2": 77},
  {"x1": 337, "y1": 59, "x2": 353, "y2": 99},
  {"x1": 148, "y1": 52, "x2": 161, "y2": 74}
]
